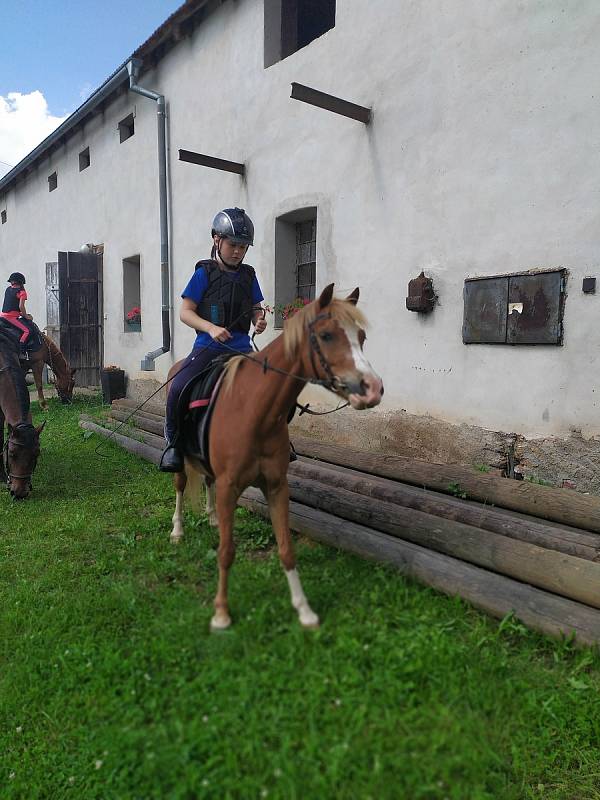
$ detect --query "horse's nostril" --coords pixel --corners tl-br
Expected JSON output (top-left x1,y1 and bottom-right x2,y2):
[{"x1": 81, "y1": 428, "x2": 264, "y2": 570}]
[{"x1": 360, "y1": 380, "x2": 368, "y2": 395}]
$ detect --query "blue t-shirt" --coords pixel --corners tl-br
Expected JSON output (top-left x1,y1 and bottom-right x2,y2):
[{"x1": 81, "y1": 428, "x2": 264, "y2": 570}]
[{"x1": 182, "y1": 264, "x2": 264, "y2": 352}]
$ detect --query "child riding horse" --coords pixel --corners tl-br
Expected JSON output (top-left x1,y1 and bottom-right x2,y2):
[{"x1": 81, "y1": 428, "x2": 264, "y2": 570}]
[{"x1": 169, "y1": 283, "x2": 383, "y2": 631}]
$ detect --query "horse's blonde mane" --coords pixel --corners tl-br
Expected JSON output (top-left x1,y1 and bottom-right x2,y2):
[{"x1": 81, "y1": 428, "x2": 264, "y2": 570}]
[
  {"x1": 221, "y1": 297, "x2": 367, "y2": 392},
  {"x1": 223, "y1": 355, "x2": 247, "y2": 393},
  {"x1": 283, "y1": 297, "x2": 367, "y2": 359}
]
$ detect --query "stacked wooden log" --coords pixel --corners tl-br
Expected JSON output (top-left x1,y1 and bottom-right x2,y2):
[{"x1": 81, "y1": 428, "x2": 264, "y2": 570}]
[{"x1": 80, "y1": 400, "x2": 600, "y2": 646}]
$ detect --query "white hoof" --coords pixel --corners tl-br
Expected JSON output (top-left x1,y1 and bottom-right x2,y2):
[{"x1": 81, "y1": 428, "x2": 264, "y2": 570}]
[
  {"x1": 210, "y1": 613, "x2": 232, "y2": 631},
  {"x1": 170, "y1": 529, "x2": 183, "y2": 544},
  {"x1": 208, "y1": 512, "x2": 218, "y2": 528},
  {"x1": 299, "y1": 607, "x2": 320, "y2": 629}
]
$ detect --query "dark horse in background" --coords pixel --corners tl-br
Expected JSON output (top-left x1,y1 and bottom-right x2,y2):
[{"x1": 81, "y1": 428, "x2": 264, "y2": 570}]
[
  {"x1": 0, "y1": 317, "x2": 76, "y2": 410},
  {"x1": 24, "y1": 332, "x2": 76, "y2": 410},
  {"x1": 0, "y1": 327, "x2": 43, "y2": 499}
]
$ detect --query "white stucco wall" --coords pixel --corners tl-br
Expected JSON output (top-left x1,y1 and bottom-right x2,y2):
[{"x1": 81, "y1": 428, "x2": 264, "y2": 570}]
[{"x1": 1, "y1": 0, "x2": 599, "y2": 440}]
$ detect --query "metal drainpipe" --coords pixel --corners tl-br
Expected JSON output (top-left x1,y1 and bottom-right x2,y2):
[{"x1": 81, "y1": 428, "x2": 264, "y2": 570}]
[{"x1": 127, "y1": 58, "x2": 171, "y2": 371}]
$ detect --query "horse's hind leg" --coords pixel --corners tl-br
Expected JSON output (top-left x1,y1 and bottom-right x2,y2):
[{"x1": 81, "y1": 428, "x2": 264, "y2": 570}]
[
  {"x1": 170, "y1": 470, "x2": 187, "y2": 543},
  {"x1": 205, "y1": 478, "x2": 217, "y2": 527},
  {"x1": 266, "y1": 478, "x2": 319, "y2": 629},
  {"x1": 211, "y1": 480, "x2": 237, "y2": 631}
]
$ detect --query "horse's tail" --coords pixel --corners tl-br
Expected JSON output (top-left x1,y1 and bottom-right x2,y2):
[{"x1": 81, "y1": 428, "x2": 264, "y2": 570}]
[{"x1": 183, "y1": 463, "x2": 207, "y2": 514}]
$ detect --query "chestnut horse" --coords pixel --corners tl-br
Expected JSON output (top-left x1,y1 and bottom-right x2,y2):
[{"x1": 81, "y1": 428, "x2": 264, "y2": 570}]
[
  {"x1": 169, "y1": 284, "x2": 383, "y2": 631},
  {"x1": 0, "y1": 336, "x2": 43, "y2": 499},
  {"x1": 24, "y1": 333, "x2": 76, "y2": 410}
]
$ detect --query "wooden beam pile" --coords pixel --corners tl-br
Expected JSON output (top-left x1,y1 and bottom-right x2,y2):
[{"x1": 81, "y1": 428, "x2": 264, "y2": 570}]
[{"x1": 80, "y1": 401, "x2": 600, "y2": 646}]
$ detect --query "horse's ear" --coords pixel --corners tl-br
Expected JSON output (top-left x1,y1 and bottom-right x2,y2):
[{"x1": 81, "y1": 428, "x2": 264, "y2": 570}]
[
  {"x1": 35, "y1": 421, "x2": 47, "y2": 435},
  {"x1": 346, "y1": 287, "x2": 360, "y2": 305},
  {"x1": 318, "y1": 284, "x2": 334, "y2": 310}
]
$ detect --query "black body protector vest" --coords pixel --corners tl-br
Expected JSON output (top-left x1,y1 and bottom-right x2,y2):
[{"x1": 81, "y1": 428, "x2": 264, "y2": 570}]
[
  {"x1": 195, "y1": 260, "x2": 256, "y2": 334},
  {"x1": 2, "y1": 286, "x2": 22, "y2": 313}
]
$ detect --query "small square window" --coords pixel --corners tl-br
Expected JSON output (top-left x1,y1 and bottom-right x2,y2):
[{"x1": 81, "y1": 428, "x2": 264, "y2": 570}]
[
  {"x1": 79, "y1": 147, "x2": 90, "y2": 171},
  {"x1": 1, "y1": 210, "x2": 6, "y2": 225},
  {"x1": 48, "y1": 172, "x2": 57, "y2": 192},
  {"x1": 119, "y1": 113, "x2": 135, "y2": 143}
]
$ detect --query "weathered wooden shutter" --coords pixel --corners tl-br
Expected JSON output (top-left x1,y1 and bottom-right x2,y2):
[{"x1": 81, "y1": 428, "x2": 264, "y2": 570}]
[{"x1": 58, "y1": 251, "x2": 103, "y2": 386}]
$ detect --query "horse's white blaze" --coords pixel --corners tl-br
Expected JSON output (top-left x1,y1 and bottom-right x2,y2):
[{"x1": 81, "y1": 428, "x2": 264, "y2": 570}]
[
  {"x1": 342, "y1": 321, "x2": 380, "y2": 384},
  {"x1": 286, "y1": 568, "x2": 319, "y2": 627}
]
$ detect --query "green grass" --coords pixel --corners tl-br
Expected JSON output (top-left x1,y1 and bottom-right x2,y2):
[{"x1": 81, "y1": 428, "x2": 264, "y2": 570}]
[{"x1": 1, "y1": 396, "x2": 600, "y2": 799}]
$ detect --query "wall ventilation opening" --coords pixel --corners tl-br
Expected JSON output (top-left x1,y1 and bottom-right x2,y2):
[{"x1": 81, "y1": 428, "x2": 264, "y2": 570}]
[
  {"x1": 123, "y1": 255, "x2": 141, "y2": 332},
  {"x1": 79, "y1": 147, "x2": 90, "y2": 171},
  {"x1": 274, "y1": 207, "x2": 317, "y2": 328},
  {"x1": 119, "y1": 113, "x2": 135, "y2": 143},
  {"x1": 265, "y1": 0, "x2": 336, "y2": 67},
  {"x1": 48, "y1": 172, "x2": 57, "y2": 192},
  {"x1": 1, "y1": 210, "x2": 6, "y2": 225}
]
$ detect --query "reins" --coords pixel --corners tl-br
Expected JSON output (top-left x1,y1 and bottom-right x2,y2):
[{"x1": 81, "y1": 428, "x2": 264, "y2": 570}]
[{"x1": 93, "y1": 304, "x2": 350, "y2": 455}]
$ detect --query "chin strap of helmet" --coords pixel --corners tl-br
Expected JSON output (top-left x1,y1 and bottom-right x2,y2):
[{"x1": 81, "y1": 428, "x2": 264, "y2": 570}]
[{"x1": 214, "y1": 237, "x2": 243, "y2": 270}]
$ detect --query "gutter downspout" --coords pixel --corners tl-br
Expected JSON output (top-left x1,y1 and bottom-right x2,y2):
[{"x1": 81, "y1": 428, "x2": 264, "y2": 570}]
[{"x1": 127, "y1": 58, "x2": 171, "y2": 371}]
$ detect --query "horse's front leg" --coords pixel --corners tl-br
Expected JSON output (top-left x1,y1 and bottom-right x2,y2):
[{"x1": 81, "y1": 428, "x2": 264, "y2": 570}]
[
  {"x1": 170, "y1": 470, "x2": 187, "y2": 543},
  {"x1": 266, "y1": 478, "x2": 319, "y2": 629},
  {"x1": 31, "y1": 363, "x2": 47, "y2": 411},
  {"x1": 211, "y1": 480, "x2": 238, "y2": 631}
]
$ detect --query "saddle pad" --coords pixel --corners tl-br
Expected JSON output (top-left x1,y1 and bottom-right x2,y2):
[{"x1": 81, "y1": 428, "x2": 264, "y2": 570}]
[
  {"x1": 176, "y1": 354, "x2": 235, "y2": 475},
  {"x1": 0, "y1": 318, "x2": 44, "y2": 353},
  {"x1": 181, "y1": 370, "x2": 227, "y2": 476}
]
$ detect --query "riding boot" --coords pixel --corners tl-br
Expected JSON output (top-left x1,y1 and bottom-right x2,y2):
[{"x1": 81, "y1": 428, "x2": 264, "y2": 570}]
[{"x1": 159, "y1": 439, "x2": 184, "y2": 473}]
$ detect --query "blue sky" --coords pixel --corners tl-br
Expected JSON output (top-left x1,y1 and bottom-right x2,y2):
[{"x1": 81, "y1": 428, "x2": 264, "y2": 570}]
[{"x1": 0, "y1": 0, "x2": 183, "y2": 173}]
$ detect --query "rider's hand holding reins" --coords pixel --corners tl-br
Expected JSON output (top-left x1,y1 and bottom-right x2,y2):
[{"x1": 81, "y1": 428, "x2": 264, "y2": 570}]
[
  {"x1": 252, "y1": 306, "x2": 267, "y2": 335},
  {"x1": 208, "y1": 325, "x2": 232, "y2": 343}
]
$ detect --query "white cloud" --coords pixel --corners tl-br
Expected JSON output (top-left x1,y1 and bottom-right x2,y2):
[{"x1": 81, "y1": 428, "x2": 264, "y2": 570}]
[{"x1": 0, "y1": 91, "x2": 69, "y2": 173}]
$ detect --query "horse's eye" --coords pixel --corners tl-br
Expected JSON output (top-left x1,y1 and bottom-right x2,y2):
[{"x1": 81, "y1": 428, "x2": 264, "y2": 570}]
[
  {"x1": 358, "y1": 329, "x2": 366, "y2": 348},
  {"x1": 320, "y1": 332, "x2": 334, "y2": 343}
]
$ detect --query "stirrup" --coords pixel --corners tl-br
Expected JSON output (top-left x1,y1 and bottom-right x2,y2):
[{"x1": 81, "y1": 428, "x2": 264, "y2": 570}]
[{"x1": 159, "y1": 443, "x2": 183, "y2": 473}]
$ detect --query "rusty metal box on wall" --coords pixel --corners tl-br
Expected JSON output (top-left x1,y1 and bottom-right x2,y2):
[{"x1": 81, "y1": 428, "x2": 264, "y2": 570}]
[{"x1": 463, "y1": 269, "x2": 566, "y2": 345}]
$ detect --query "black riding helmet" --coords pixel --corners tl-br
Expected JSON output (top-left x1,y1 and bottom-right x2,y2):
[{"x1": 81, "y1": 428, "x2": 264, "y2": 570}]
[
  {"x1": 8, "y1": 272, "x2": 26, "y2": 285},
  {"x1": 211, "y1": 208, "x2": 254, "y2": 246}
]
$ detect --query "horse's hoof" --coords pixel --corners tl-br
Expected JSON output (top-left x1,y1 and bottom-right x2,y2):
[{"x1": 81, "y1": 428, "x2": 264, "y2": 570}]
[
  {"x1": 208, "y1": 513, "x2": 218, "y2": 528},
  {"x1": 300, "y1": 610, "x2": 320, "y2": 629},
  {"x1": 170, "y1": 532, "x2": 183, "y2": 544},
  {"x1": 210, "y1": 613, "x2": 232, "y2": 631}
]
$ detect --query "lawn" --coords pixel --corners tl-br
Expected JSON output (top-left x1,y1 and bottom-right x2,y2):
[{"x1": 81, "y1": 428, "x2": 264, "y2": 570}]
[{"x1": 1, "y1": 396, "x2": 600, "y2": 799}]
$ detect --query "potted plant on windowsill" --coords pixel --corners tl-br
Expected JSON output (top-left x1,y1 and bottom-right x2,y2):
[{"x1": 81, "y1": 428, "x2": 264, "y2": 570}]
[
  {"x1": 264, "y1": 297, "x2": 311, "y2": 327},
  {"x1": 126, "y1": 306, "x2": 141, "y2": 332}
]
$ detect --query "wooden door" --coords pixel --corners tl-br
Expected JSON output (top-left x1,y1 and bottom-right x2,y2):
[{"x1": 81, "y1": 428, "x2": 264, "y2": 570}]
[{"x1": 58, "y1": 251, "x2": 103, "y2": 386}]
